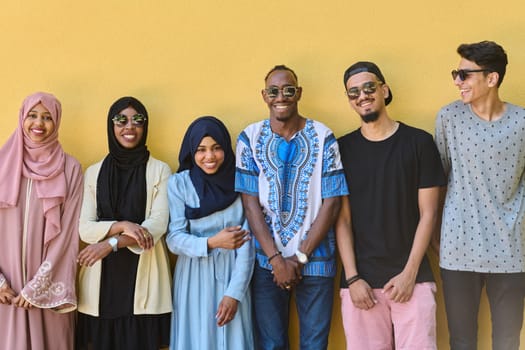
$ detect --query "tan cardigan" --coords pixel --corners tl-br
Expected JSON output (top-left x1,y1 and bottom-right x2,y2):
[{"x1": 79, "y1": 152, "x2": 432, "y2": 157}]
[{"x1": 78, "y1": 156, "x2": 172, "y2": 316}]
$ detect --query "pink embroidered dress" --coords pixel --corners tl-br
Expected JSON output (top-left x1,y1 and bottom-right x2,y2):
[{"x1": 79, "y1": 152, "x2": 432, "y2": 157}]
[{"x1": 0, "y1": 92, "x2": 83, "y2": 350}]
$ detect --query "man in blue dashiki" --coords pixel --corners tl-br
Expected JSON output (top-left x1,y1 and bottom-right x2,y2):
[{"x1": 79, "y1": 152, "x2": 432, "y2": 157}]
[{"x1": 235, "y1": 65, "x2": 348, "y2": 350}]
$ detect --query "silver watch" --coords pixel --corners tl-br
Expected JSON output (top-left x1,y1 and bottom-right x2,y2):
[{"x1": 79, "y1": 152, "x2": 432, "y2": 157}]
[
  {"x1": 295, "y1": 250, "x2": 309, "y2": 264},
  {"x1": 108, "y1": 236, "x2": 119, "y2": 252}
]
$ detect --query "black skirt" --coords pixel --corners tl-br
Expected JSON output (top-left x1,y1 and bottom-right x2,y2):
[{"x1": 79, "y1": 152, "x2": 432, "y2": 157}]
[{"x1": 76, "y1": 248, "x2": 170, "y2": 350}]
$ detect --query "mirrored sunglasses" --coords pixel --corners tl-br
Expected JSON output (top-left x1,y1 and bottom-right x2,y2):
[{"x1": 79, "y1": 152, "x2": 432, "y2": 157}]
[
  {"x1": 346, "y1": 81, "x2": 381, "y2": 100},
  {"x1": 112, "y1": 114, "x2": 147, "y2": 127},
  {"x1": 451, "y1": 69, "x2": 490, "y2": 81},
  {"x1": 265, "y1": 86, "x2": 299, "y2": 99}
]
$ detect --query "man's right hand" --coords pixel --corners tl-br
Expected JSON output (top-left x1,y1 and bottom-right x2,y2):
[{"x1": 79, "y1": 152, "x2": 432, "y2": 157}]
[
  {"x1": 349, "y1": 279, "x2": 377, "y2": 310},
  {"x1": 271, "y1": 255, "x2": 301, "y2": 290}
]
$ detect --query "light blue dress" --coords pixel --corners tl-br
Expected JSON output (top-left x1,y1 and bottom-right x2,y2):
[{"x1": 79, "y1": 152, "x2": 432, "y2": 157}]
[{"x1": 166, "y1": 170, "x2": 255, "y2": 350}]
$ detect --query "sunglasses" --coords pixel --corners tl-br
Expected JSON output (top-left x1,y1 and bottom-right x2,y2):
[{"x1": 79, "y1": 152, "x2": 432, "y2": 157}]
[
  {"x1": 346, "y1": 81, "x2": 382, "y2": 100},
  {"x1": 112, "y1": 114, "x2": 147, "y2": 127},
  {"x1": 451, "y1": 69, "x2": 490, "y2": 81},
  {"x1": 264, "y1": 86, "x2": 299, "y2": 99}
]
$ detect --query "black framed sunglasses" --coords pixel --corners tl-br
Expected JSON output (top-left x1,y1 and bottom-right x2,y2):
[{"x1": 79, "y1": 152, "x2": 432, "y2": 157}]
[
  {"x1": 264, "y1": 86, "x2": 299, "y2": 99},
  {"x1": 112, "y1": 114, "x2": 147, "y2": 127},
  {"x1": 451, "y1": 69, "x2": 490, "y2": 81},
  {"x1": 346, "y1": 81, "x2": 382, "y2": 100}
]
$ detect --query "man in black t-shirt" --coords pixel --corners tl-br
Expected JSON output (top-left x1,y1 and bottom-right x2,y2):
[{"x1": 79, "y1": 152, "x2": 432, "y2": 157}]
[{"x1": 335, "y1": 61, "x2": 446, "y2": 350}]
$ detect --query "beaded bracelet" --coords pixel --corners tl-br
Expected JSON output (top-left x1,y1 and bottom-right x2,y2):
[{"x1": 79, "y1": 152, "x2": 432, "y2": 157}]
[
  {"x1": 268, "y1": 251, "x2": 282, "y2": 263},
  {"x1": 345, "y1": 274, "x2": 361, "y2": 287}
]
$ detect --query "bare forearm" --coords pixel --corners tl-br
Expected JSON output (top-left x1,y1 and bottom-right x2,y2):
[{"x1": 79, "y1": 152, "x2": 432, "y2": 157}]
[
  {"x1": 241, "y1": 193, "x2": 279, "y2": 256},
  {"x1": 335, "y1": 196, "x2": 358, "y2": 278},
  {"x1": 404, "y1": 220, "x2": 434, "y2": 278},
  {"x1": 404, "y1": 187, "x2": 439, "y2": 275},
  {"x1": 337, "y1": 233, "x2": 358, "y2": 278},
  {"x1": 116, "y1": 234, "x2": 137, "y2": 249},
  {"x1": 107, "y1": 221, "x2": 128, "y2": 237},
  {"x1": 431, "y1": 186, "x2": 447, "y2": 254},
  {"x1": 335, "y1": 197, "x2": 357, "y2": 278},
  {"x1": 300, "y1": 196, "x2": 341, "y2": 255},
  {"x1": 241, "y1": 193, "x2": 299, "y2": 288}
]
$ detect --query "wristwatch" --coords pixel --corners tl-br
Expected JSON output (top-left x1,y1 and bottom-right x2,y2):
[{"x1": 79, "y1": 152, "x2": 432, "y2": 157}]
[
  {"x1": 295, "y1": 250, "x2": 309, "y2": 264},
  {"x1": 108, "y1": 236, "x2": 119, "y2": 252}
]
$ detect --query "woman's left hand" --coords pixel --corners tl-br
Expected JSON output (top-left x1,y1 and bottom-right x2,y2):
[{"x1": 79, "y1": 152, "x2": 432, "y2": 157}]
[
  {"x1": 215, "y1": 296, "x2": 238, "y2": 327},
  {"x1": 77, "y1": 241, "x2": 112, "y2": 267},
  {"x1": 118, "y1": 221, "x2": 154, "y2": 250},
  {"x1": 12, "y1": 294, "x2": 32, "y2": 309}
]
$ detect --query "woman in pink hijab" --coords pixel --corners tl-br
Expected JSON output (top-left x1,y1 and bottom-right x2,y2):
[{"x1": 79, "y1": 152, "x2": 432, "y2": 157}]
[{"x1": 0, "y1": 92, "x2": 83, "y2": 349}]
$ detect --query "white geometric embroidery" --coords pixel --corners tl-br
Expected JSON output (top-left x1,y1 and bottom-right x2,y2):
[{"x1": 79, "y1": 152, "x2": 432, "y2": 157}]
[{"x1": 27, "y1": 261, "x2": 66, "y2": 301}]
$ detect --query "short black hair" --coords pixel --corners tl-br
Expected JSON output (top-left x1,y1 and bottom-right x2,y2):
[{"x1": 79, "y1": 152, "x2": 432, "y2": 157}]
[
  {"x1": 264, "y1": 65, "x2": 298, "y2": 83},
  {"x1": 457, "y1": 41, "x2": 508, "y2": 87}
]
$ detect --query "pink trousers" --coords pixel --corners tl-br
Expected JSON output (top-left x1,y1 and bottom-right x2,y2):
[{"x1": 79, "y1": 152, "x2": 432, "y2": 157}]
[{"x1": 340, "y1": 282, "x2": 437, "y2": 350}]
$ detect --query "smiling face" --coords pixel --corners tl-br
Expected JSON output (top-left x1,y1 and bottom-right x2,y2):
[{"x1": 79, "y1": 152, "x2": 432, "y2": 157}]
[
  {"x1": 23, "y1": 103, "x2": 56, "y2": 143},
  {"x1": 345, "y1": 71, "x2": 389, "y2": 123},
  {"x1": 194, "y1": 136, "x2": 225, "y2": 175},
  {"x1": 454, "y1": 58, "x2": 495, "y2": 105},
  {"x1": 113, "y1": 106, "x2": 144, "y2": 149},
  {"x1": 262, "y1": 69, "x2": 302, "y2": 122}
]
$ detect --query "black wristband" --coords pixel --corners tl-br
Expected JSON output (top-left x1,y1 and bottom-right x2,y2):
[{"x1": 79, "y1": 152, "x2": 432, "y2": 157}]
[
  {"x1": 267, "y1": 251, "x2": 282, "y2": 263},
  {"x1": 345, "y1": 274, "x2": 361, "y2": 287}
]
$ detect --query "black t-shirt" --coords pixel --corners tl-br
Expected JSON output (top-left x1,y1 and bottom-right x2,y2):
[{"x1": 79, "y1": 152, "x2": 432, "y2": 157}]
[{"x1": 338, "y1": 122, "x2": 446, "y2": 288}]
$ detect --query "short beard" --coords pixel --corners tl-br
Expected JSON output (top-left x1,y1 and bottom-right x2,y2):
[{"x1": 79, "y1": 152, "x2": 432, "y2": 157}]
[{"x1": 360, "y1": 111, "x2": 380, "y2": 123}]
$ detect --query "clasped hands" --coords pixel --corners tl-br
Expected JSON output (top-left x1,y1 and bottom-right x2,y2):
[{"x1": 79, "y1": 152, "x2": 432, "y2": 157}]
[
  {"x1": 0, "y1": 283, "x2": 32, "y2": 309},
  {"x1": 271, "y1": 255, "x2": 303, "y2": 290}
]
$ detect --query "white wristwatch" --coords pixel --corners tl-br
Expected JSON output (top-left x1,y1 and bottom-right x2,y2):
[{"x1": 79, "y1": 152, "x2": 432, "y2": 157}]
[
  {"x1": 108, "y1": 236, "x2": 119, "y2": 252},
  {"x1": 295, "y1": 250, "x2": 309, "y2": 264}
]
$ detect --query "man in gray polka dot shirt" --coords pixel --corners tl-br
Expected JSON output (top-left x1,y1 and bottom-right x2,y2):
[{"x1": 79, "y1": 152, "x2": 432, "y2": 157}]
[{"x1": 435, "y1": 40, "x2": 525, "y2": 350}]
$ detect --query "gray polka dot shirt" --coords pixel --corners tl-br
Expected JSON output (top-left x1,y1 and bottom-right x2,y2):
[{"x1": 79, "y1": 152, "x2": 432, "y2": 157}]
[{"x1": 435, "y1": 101, "x2": 525, "y2": 273}]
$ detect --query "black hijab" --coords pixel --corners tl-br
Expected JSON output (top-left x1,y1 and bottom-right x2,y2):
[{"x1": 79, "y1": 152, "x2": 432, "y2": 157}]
[
  {"x1": 96, "y1": 96, "x2": 150, "y2": 222},
  {"x1": 178, "y1": 116, "x2": 237, "y2": 219}
]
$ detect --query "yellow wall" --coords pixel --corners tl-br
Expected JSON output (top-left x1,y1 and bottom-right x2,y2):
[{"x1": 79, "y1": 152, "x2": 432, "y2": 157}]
[{"x1": 1, "y1": 1, "x2": 524, "y2": 348}]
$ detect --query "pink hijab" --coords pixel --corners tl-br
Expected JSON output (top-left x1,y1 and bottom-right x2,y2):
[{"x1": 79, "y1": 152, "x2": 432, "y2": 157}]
[{"x1": 0, "y1": 92, "x2": 66, "y2": 242}]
